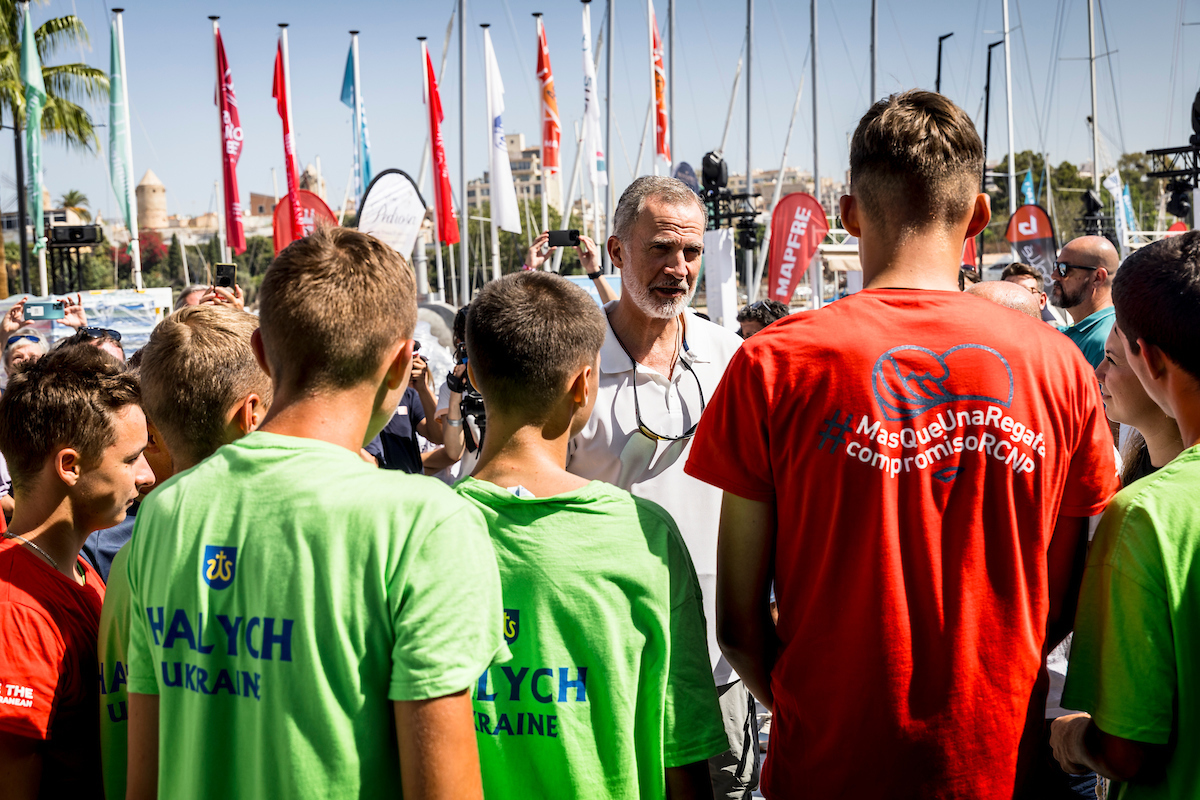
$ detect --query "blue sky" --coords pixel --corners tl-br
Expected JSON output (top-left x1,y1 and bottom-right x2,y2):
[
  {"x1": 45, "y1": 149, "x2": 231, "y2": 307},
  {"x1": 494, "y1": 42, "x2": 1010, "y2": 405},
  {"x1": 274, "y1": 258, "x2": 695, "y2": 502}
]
[{"x1": 6, "y1": 0, "x2": 1190, "y2": 223}]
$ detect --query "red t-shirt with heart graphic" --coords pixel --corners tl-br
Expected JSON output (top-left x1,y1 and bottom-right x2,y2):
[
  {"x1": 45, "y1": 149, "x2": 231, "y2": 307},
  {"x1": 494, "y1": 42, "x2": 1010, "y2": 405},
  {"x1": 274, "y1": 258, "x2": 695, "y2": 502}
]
[{"x1": 686, "y1": 289, "x2": 1118, "y2": 799}]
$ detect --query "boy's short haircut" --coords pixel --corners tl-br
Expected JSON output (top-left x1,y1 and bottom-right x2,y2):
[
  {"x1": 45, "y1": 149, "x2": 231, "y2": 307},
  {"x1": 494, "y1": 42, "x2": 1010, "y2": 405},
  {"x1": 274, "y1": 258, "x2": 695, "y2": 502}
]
[
  {"x1": 0, "y1": 346, "x2": 139, "y2": 493},
  {"x1": 138, "y1": 305, "x2": 271, "y2": 466},
  {"x1": 257, "y1": 226, "x2": 417, "y2": 390},
  {"x1": 466, "y1": 271, "x2": 607, "y2": 420},
  {"x1": 1001, "y1": 262, "x2": 1045, "y2": 293},
  {"x1": 850, "y1": 90, "x2": 984, "y2": 237},
  {"x1": 1113, "y1": 230, "x2": 1200, "y2": 383}
]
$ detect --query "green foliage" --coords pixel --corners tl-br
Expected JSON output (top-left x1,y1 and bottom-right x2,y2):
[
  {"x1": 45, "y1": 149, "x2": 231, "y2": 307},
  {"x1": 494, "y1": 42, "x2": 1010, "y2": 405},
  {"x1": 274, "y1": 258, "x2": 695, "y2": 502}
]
[
  {"x1": 165, "y1": 233, "x2": 183, "y2": 282},
  {"x1": 0, "y1": 3, "x2": 108, "y2": 149}
]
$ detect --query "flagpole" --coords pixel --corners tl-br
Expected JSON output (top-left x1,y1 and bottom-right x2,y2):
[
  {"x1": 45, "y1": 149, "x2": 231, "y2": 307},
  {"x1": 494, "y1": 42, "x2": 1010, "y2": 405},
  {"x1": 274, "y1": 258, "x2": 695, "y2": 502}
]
[
  {"x1": 114, "y1": 8, "x2": 141, "y2": 290},
  {"x1": 534, "y1": 13, "x2": 550, "y2": 238},
  {"x1": 459, "y1": 0, "x2": 469, "y2": 305},
  {"x1": 210, "y1": 17, "x2": 229, "y2": 264},
  {"x1": 647, "y1": 0, "x2": 657, "y2": 177},
  {"x1": 349, "y1": 32, "x2": 362, "y2": 206},
  {"x1": 604, "y1": 0, "x2": 614, "y2": 274},
  {"x1": 420, "y1": 38, "x2": 447, "y2": 305},
  {"x1": 482, "y1": 24, "x2": 501, "y2": 283},
  {"x1": 668, "y1": 0, "x2": 674, "y2": 173}
]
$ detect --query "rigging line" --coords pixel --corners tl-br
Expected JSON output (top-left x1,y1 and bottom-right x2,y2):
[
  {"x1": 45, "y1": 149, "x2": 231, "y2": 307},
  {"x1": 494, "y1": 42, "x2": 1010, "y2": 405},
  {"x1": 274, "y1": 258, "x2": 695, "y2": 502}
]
[
  {"x1": 885, "y1": 1, "x2": 918, "y2": 90},
  {"x1": 754, "y1": 47, "x2": 779, "y2": 163},
  {"x1": 1095, "y1": 0, "x2": 1126, "y2": 154},
  {"x1": 1013, "y1": 0, "x2": 1048, "y2": 155},
  {"x1": 1164, "y1": 0, "x2": 1185, "y2": 145},
  {"x1": 499, "y1": 0, "x2": 538, "y2": 115},
  {"x1": 1039, "y1": 0, "x2": 1067, "y2": 140},
  {"x1": 695, "y1": 0, "x2": 729, "y2": 98},
  {"x1": 767, "y1": 0, "x2": 797, "y2": 91},
  {"x1": 675, "y1": 24, "x2": 707, "y2": 151},
  {"x1": 825, "y1": 0, "x2": 866, "y2": 110}
]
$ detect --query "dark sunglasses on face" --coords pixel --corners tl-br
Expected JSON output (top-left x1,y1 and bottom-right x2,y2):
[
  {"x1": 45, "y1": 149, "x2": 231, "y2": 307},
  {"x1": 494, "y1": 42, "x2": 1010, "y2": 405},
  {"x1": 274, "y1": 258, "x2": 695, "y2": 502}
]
[
  {"x1": 80, "y1": 326, "x2": 121, "y2": 342},
  {"x1": 1052, "y1": 262, "x2": 1099, "y2": 279}
]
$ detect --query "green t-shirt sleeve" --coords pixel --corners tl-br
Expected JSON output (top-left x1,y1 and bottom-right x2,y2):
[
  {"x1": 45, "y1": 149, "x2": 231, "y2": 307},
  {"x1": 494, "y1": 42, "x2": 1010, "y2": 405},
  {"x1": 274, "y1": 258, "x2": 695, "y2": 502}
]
[
  {"x1": 124, "y1": 515, "x2": 160, "y2": 697},
  {"x1": 388, "y1": 504, "x2": 509, "y2": 701},
  {"x1": 1062, "y1": 498, "x2": 1175, "y2": 744},
  {"x1": 658, "y1": 511, "x2": 729, "y2": 767}
]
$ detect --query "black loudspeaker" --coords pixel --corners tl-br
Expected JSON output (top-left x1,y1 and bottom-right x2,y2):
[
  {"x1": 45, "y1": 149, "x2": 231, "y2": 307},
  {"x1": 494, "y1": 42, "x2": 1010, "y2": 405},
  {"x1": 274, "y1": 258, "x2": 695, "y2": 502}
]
[{"x1": 50, "y1": 225, "x2": 102, "y2": 245}]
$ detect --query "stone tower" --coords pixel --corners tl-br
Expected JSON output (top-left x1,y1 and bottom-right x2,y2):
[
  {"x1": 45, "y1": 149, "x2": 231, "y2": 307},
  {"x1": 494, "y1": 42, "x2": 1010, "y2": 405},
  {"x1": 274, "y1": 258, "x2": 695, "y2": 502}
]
[{"x1": 135, "y1": 169, "x2": 167, "y2": 229}]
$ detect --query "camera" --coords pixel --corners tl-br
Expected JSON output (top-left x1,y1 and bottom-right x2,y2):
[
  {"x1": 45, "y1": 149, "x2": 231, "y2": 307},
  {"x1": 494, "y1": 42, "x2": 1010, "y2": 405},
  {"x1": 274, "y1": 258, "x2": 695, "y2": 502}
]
[{"x1": 451, "y1": 342, "x2": 487, "y2": 452}]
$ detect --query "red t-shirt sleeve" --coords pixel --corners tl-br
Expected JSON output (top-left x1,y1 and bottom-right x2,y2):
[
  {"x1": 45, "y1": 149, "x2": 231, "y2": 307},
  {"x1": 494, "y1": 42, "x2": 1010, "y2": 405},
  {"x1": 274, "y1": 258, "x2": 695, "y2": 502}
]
[
  {"x1": 1059, "y1": 375, "x2": 1121, "y2": 518},
  {"x1": 685, "y1": 344, "x2": 776, "y2": 501},
  {"x1": 0, "y1": 602, "x2": 64, "y2": 740}
]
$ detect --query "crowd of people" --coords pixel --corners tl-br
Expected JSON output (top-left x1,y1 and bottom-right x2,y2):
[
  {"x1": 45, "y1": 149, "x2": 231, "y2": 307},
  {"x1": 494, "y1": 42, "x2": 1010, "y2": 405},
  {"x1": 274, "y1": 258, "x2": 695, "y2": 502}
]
[{"x1": 0, "y1": 89, "x2": 1196, "y2": 800}]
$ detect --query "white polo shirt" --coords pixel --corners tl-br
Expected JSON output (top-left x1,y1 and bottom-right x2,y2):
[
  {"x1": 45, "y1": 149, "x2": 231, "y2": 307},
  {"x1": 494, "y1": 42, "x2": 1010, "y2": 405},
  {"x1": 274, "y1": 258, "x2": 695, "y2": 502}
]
[{"x1": 567, "y1": 302, "x2": 744, "y2": 685}]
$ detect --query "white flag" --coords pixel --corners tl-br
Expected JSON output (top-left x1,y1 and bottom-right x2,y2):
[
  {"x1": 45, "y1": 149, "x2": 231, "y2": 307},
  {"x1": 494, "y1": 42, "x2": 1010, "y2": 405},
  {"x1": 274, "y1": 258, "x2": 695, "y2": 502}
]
[
  {"x1": 483, "y1": 29, "x2": 521, "y2": 234},
  {"x1": 1103, "y1": 170, "x2": 1128, "y2": 258},
  {"x1": 582, "y1": 4, "x2": 608, "y2": 188}
]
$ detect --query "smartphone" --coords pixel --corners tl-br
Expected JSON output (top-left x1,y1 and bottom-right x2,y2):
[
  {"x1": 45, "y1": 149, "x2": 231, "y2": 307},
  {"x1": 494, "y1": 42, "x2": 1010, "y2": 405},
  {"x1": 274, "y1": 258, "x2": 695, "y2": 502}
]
[
  {"x1": 23, "y1": 300, "x2": 65, "y2": 321},
  {"x1": 547, "y1": 229, "x2": 580, "y2": 248},
  {"x1": 215, "y1": 262, "x2": 237, "y2": 289}
]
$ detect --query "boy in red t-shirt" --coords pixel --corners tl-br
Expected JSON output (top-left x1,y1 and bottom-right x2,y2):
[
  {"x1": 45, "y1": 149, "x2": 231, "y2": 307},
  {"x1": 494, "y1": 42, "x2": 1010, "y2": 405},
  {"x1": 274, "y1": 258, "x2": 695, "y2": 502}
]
[
  {"x1": 685, "y1": 90, "x2": 1119, "y2": 799},
  {"x1": 0, "y1": 346, "x2": 155, "y2": 798}
]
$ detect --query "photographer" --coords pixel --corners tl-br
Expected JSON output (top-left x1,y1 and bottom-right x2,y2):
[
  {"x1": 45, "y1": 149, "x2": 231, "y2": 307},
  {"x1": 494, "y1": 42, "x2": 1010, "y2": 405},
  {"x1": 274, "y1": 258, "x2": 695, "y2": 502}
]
[
  {"x1": 364, "y1": 341, "x2": 442, "y2": 474},
  {"x1": 437, "y1": 308, "x2": 486, "y2": 481},
  {"x1": 525, "y1": 230, "x2": 619, "y2": 304}
]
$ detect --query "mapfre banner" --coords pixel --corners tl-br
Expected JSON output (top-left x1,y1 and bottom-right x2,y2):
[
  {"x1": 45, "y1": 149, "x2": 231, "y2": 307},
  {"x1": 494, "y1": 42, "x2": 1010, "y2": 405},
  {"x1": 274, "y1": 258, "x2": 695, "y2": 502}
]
[
  {"x1": 1004, "y1": 205, "x2": 1057, "y2": 283},
  {"x1": 768, "y1": 193, "x2": 828, "y2": 304}
]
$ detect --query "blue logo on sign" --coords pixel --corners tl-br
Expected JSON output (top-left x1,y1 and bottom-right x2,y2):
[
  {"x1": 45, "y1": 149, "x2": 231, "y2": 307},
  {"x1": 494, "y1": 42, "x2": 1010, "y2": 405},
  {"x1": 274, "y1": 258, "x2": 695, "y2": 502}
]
[{"x1": 203, "y1": 546, "x2": 237, "y2": 590}]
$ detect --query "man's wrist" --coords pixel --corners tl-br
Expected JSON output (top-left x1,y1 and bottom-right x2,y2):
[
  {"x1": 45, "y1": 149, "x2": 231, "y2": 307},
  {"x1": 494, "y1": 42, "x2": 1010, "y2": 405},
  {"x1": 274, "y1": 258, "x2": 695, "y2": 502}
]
[{"x1": 587, "y1": 269, "x2": 603, "y2": 280}]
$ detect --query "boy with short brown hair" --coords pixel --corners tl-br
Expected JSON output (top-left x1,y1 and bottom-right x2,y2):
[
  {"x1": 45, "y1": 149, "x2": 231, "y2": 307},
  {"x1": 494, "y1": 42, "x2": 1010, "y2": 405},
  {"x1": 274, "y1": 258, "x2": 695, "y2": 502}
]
[
  {"x1": 686, "y1": 90, "x2": 1120, "y2": 798},
  {"x1": 458, "y1": 271, "x2": 726, "y2": 799},
  {"x1": 124, "y1": 227, "x2": 506, "y2": 800},
  {"x1": 0, "y1": 346, "x2": 155, "y2": 797}
]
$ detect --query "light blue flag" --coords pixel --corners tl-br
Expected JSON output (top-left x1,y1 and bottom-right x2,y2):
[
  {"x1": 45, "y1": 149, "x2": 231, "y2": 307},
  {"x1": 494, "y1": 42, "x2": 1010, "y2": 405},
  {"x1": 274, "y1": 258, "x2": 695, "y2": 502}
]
[
  {"x1": 1021, "y1": 170, "x2": 1036, "y2": 206},
  {"x1": 340, "y1": 45, "x2": 372, "y2": 200},
  {"x1": 108, "y1": 19, "x2": 134, "y2": 235},
  {"x1": 20, "y1": 6, "x2": 46, "y2": 253}
]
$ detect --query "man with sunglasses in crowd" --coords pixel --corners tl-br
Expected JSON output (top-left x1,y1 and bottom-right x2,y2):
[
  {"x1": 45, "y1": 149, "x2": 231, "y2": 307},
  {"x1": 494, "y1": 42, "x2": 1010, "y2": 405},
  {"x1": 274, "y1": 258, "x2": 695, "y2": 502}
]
[
  {"x1": 565, "y1": 175, "x2": 756, "y2": 798},
  {"x1": 1050, "y1": 235, "x2": 1119, "y2": 369}
]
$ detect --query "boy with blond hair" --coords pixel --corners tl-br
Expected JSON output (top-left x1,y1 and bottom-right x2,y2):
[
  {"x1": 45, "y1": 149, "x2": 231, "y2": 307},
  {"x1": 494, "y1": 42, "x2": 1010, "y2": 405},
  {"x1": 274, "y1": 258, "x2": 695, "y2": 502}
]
[
  {"x1": 457, "y1": 271, "x2": 726, "y2": 799},
  {"x1": 124, "y1": 228, "x2": 506, "y2": 800}
]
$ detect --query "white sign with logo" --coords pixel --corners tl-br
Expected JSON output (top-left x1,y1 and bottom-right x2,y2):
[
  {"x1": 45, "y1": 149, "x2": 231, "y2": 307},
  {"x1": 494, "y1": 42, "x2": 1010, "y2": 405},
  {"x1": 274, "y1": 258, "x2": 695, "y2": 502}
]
[{"x1": 357, "y1": 169, "x2": 427, "y2": 259}]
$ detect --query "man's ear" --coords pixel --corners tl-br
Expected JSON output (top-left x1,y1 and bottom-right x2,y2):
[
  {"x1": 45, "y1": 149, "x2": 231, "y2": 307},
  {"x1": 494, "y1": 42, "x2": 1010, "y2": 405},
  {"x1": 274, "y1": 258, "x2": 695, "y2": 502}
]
[
  {"x1": 54, "y1": 448, "x2": 82, "y2": 487},
  {"x1": 1094, "y1": 267, "x2": 1110, "y2": 288},
  {"x1": 145, "y1": 421, "x2": 165, "y2": 455},
  {"x1": 232, "y1": 393, "x2": 268, "y2": 436},
  {"x1": 607, "y1": 235, "x2": 624, "y2": 271},
  {"x1": 384, "y1": 340, "x2": 413, "y2": 391},
  {"x1": 1136, "y1": 337, "x2": 1170, "y2": 380},
  {"x1": 966, "y1": 193, "x2": 991, "y2": 238},
  {"x1": 839, "y1": 195, "x2": 861, "y2": 237},
  {"x1": 251, "y1": 329, "x2": 272, "y2": 378}
]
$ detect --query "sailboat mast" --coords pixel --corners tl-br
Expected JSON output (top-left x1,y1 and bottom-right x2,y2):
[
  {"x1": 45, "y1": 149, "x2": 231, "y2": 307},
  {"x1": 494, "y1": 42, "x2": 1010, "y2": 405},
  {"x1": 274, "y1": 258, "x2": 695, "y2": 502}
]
[
  {"x1": 746, "y1": 0, "x2": 753, "y2": 292},
  {"x1": 1002, "y1": 0, "x2": 1016, "y2": 217},
  {"x1": 1087, "y1": 0, "x2": 1100, "y2": 195}
]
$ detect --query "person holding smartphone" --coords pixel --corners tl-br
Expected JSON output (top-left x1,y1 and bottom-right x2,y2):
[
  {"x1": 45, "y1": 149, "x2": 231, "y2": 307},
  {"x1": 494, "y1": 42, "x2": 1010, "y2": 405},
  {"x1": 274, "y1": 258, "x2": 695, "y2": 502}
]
[{"x1": 525, "y1": 230, "x2": 618, "y2": 304}]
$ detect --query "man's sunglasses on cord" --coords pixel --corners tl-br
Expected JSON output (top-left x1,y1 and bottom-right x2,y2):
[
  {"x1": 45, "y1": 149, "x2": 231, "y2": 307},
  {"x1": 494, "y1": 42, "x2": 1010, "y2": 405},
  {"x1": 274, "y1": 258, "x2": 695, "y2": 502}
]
[
  {"x1": 630, "y1": 357, "x2": 707, "y2": 442},
  {"x1": 1052, "y1": 262, "x2": 1099, "y2": 279}
]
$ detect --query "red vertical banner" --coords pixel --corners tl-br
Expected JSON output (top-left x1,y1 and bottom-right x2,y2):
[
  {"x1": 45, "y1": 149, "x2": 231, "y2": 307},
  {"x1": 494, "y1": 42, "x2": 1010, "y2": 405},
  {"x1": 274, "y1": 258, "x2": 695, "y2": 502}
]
[
  {"x1": 424, "y1": 46, "x2": 460, "y2": 245},
  {"x1": 272, "y1": 40, "x2": 304, "y2": 242},
  {"x1": 536, "y1": 19, "x2": 560, "y2": 174},
  {"x1": 767, "y1": 193, "x2": 828, "y2": 304},
  {"x1": 650, "y1": 3, "x2": 670, "y2": 165},
  {"x1": 214, "y1": 28, "x2": 246, "y2": 255}
]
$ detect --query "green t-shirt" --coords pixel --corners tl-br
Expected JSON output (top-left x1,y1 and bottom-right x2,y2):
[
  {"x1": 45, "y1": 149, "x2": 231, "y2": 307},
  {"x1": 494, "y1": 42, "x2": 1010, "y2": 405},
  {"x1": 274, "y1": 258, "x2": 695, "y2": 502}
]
[
  {"x1": 125, "y1": 431, "x2": 508, "y2": 800},
  {"x1": 1061, "y1": 305, "x2": 1116, "y2": 370},
  {"x1": 455, "y1": 478, "x2": 727, "y2": 800},
  {"x1": 98, "y1": 544, "x2": 132, "y2": 800},
  {"x1": 1062, "y1": 445, "x2": 1200, "y2": 800}
]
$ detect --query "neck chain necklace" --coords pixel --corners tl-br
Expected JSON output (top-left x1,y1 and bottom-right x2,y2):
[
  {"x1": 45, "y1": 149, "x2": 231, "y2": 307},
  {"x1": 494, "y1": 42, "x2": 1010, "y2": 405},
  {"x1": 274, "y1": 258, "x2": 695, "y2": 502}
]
[{"x1": 5, "y1": 532, "x2": 60, "y2": 571}]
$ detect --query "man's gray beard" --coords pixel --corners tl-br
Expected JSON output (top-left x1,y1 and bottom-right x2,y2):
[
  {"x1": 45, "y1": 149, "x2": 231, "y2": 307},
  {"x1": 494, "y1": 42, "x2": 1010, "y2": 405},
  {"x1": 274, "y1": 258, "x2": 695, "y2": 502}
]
[{"x1": 625, "y1": 277, "x2": 698, "y2": 320}]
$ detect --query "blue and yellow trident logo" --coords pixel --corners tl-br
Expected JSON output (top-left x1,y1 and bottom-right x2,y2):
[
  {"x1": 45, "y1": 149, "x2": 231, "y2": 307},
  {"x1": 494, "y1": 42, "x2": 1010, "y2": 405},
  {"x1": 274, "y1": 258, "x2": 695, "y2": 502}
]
[{"x1": 203, "y1": 545, "x2": 237, "y2": 590}]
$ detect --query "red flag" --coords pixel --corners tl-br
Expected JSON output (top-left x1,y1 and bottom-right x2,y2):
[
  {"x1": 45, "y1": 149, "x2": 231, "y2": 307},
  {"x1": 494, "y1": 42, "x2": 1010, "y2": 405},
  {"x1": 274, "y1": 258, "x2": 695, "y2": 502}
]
[
  {"x1": 768, "y1": 193, "x2": 828, "y2": 304},
  {"x1": 536, "y1": 19, "x2": 560, "y2": 173},
  {"x1": 273, "y1": 190, "x2": 337, "y2": 255},
  {"x1": 423, "y1": 46, "x2": 460, "y2": 245},
  {"x1": 214, "y1": 28, "x2": 246, "y2": 255},
  {"x1": 272, "y1": 40, "x2": 304, "y2": 242},
  {"x1": 1004, "y1": 204, "x2": 1057, "y2": 284},
  {"x1": 961, "y1": 236, "x2": 977, "y2": 268},
  {"x1": 1167, "y1": 220, "x2": 1188, "y2": 236},
  {"x1": 650, "y1": 3, "x2": 670, "y2": 165}
]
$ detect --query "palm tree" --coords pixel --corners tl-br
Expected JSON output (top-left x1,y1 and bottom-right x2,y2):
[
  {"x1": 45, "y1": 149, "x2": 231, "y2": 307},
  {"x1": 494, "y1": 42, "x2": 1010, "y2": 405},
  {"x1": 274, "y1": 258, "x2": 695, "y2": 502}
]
[
  {"x1": 0, "y1": 2, "x2": 109, "y2": 150},
  {"x1": 0, "y1": 2, "x2": 107, "y2": 293},
  {"x1": 59, "y1": 188, "x2": 90, "y2": 221}
]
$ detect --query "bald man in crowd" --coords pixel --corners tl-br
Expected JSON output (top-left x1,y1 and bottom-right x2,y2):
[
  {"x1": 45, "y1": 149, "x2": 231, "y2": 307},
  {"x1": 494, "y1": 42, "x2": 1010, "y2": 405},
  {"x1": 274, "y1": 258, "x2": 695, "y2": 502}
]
[
  {"x1": 968, "y1": 280, "x2": 1042, "y2": 320},
  {"x1": 1050, "y1": 235, "x2": 1119, "y2": 369}
]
